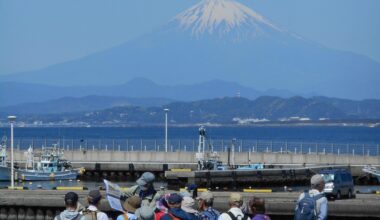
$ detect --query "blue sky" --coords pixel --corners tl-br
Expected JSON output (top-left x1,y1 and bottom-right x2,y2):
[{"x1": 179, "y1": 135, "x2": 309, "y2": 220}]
[{"x1": 1, "y1": 0, "x2": 379, "y2": 75}]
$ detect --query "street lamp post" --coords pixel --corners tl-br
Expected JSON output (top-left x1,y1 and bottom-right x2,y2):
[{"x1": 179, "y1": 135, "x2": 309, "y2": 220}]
[
  {"x1": 164, "y1": 108, "x2": 169, "y2": 152},
  {"x1": 8, "y1": 116, "x2": 16, "y2": 189}
]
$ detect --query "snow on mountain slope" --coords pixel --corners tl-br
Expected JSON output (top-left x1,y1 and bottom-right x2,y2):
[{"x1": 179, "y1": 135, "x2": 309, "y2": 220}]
[
  {"x1": 1, "y1": 0, "x2": 380, "y2": 99},
  {"x1": 175, "y1": 0, "x2": 281, "y2": 35}
]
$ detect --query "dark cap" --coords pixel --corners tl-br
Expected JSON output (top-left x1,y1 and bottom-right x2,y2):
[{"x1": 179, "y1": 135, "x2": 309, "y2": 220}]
[
  {"x1": 167, "y1": 193, "x2": 183, "y2": 204},
  {"x1": 65, "y1": 192, "x2": 79, "y2": 206},
  {"x1": 88, "y1": 190, "x2": 102, "y2": 204}
]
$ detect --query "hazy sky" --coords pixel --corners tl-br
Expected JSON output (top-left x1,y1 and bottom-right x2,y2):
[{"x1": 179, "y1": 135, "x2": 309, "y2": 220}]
[{"x1": 1, "y1": 0, "x2": 379, "y2": 75}]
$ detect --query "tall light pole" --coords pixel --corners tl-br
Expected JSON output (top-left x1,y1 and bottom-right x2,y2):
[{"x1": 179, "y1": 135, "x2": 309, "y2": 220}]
[
  {"x1": 164, "y1": 108, "x2": 169, "y2": 152},
  {"x1": 8, "y1": 116, "x2": 16, "y2": 189}
]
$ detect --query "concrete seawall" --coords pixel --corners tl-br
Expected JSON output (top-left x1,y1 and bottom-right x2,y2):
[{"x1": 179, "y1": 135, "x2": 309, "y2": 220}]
[{"x1": 11, "y1": 150, "x2": 380, "y2": 167}]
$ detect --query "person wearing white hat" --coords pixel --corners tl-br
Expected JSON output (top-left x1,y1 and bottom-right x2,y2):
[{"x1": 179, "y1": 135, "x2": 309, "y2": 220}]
[
  {"x1": 218, "y1": 193, "x2": 250, "y2": 220},
  {"x1": 294, "y1": 174, "x2": 328, "y2": 220},
  {"x1": 196, "y1": 191, "x2": 220, "y2": 220},
  {"x1": 181, "y1": 196, "x2": 200, "y2": 220}
]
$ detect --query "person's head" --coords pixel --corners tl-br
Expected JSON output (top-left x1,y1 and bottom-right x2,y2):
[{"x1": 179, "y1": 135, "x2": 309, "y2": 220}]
[
  {"x1": 123, "y1": 196, "x2": 142, "y2": 213},
  {"x1": 87, "y1": 190, "x2": 102, "y2": 206},
  {"x1": 156, "y1": 194, "x2": 170, "y2": 212},
  {"x1": 64, "y1": 192, "x2": 79, "y2": 210},
  {"x1": 196, "y1": 191, "x2": 214, "y2": 210},
  {"x1": 229, "y1": 193, "x2": 243, "y2": 208},
  {"x1": 167, "y1": 193, "x2": 183, "y2": 209},
  {"x1": 249, "y1": 197, "x2": 266, "y2": 215},
  {"x1": 137, "y1": 172, "x2": 155, "y2": 191},
  {"x1": 181, "y1": 196, "x2": 198, "y2": 214},
  {"x1": 136, "y1": 205, "x2": 155, "y2": 220},
  {"x1": 311, "y1": 174, "x2": 325, "y2": 192}
]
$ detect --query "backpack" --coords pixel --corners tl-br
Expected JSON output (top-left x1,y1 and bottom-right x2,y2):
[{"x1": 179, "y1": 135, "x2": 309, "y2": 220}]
[
  {"x1": 201, "y1": 209, "x2": 220, "y2": 220},
  {"x1": 82, "y1": 208, "x2": 99, "y2": 220},
  {"x1": 226, "y1": 211, "x2": 249, "y2": 220},
  {"x1": 294, "y1": 191, "x2": 324, "y2": 220}
]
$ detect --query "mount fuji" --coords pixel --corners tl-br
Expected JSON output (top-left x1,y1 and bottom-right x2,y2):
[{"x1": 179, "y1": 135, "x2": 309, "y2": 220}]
[{"x1": 2, "y1": 0, "x2": 380, "y2": 99}]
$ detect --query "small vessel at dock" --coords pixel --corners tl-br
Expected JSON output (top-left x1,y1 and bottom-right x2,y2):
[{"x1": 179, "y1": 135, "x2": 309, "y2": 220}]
[
  {"x1": 16, "y1": 145, "x2": 83, "y2": 181},
  {"x1": 0, "y1": 137, "x2": 11, "y2": 181},
  {"x1": 362, "y1": 165, "x2": 380, "y2": 182}
]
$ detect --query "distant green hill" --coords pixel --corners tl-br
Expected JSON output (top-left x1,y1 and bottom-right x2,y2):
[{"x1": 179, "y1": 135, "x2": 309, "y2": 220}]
[{"x1": 4, "y1": 96, "x2": 380, "y2": 125}]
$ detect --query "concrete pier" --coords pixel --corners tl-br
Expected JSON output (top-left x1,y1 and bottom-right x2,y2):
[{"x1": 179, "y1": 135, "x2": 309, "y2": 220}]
[
  {"x1": 0, "y1": 190, "x2": 379, "y2": 219},
  {"x1": 9, "y1": 149, "x2": 380, "y2": 185},
  {"x1": 11, "y1": 149, "x2": 380, "y2": 171}
]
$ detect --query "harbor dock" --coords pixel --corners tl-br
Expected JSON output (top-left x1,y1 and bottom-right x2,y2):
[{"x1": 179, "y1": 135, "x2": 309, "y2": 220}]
[{"x1": 8, "y1": 149, "x2": 380, "y2": 187}]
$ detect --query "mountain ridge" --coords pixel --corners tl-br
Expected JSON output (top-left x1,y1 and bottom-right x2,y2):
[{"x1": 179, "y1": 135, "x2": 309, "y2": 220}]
[
  {"x1": 1, "y1": 0, "x2": 379, "y2": 99},
  {"x1": 2, "y1": 96, "x2": 380, "y2": 125},
  {"x1": 0, "y1": 78, "x2": 299, "y2": 107}
]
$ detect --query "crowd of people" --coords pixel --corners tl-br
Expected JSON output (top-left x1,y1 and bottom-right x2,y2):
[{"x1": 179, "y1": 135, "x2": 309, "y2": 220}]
[{"x1": 55, "y1": 172, "x2": 327, "y2": 220}]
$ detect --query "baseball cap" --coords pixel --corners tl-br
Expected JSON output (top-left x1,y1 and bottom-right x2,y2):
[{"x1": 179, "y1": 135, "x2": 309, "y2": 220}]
[
  {"x1": 137, "y1": 172, "x2": 155, "y2": 186},
  {"x1": 167, "y1": 193, "x2": 183, "y2": 204},
  {"x1": 311, "y1": 174, "x2": 324, "y2": 186},
  {"x1": 229, "y1": 193, "x2": 243, "y2": 203},
  {"x1": 196, "y1": 191, "x2": 214, "y2": 202}
]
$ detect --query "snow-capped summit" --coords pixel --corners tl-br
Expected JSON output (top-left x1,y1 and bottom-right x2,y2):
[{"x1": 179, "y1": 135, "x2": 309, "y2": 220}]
[
  {"x1": 1, "y1": 0, "x2": 379, "y2": 99},
  {"x1": 173, "y1": 0, "x2": 282, "y2": 39}
]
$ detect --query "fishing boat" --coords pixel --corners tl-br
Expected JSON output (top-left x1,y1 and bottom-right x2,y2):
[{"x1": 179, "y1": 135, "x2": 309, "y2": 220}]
[
  {"x1": 17, "y1": 145, "x2": 84, "y2": 181},
  {"x1": 0, "y1": 137, "x2": 11, "y2": 181},
  {"x1": 362, "y1": 165, "x2": 380, "y2": 182}
]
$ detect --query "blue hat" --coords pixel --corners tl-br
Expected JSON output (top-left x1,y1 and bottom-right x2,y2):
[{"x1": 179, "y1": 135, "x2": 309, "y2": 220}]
[
  {"x1": 137, "y1": 172, "x2": 155, "y2": 186},
  {"x1": 167, "y1": 193, "x2": 183, "y2": 204}
]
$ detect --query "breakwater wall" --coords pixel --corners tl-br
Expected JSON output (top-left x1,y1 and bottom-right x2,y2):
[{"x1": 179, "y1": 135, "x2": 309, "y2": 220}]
[
  {"x1": 8, "y1": 149, "x2": 380, "y2": 185},
  {"x1": 10, "y1": 149, "x2": 380, "y2": 169}
]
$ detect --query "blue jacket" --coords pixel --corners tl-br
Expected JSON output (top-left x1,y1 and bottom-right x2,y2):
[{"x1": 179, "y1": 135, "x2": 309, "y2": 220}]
[{"x1": 161, "y1": 208, "x2": 199, "y2": 220}]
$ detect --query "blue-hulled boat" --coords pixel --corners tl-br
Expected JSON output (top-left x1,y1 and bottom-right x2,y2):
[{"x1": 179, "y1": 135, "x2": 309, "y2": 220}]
[{"x1": 17, "y1": 146, "x2": 83, "y2": 181}]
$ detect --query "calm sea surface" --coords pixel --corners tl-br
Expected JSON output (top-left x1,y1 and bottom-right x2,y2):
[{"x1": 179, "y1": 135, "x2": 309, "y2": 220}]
[{"x1": 0, "y1": 126, "x2": 379, "y2": 143}]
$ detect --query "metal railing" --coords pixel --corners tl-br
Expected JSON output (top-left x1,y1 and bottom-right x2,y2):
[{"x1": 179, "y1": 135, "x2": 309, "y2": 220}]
[{"x1": 6, "y1": 138, "x2": 380, "y2": 157}]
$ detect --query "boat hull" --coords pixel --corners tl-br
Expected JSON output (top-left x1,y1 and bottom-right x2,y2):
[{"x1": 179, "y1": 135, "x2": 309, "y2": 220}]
[
  {"x1": 17, "y1": 169, "x2": 79, "y2": 181},
  {"x1": 0, "y1": 166, "x2": 11, "y2": 181}
]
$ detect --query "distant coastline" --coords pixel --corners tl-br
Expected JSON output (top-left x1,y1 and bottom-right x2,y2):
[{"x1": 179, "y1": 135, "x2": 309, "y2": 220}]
[{"x1": 0, "y1": 120, "x2": 379, "y2": 128}]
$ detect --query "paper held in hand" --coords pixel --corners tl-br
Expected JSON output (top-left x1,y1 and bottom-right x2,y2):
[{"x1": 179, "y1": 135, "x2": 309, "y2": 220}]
[{"x1": 103, "y1": 179, "x2": 124, "y2": 212}]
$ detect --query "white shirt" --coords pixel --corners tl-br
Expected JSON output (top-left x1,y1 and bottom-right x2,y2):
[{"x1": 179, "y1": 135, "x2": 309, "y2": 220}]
[
  {"x1": 218, "y1": 207, "x2": 250, "y2": 220},
  {"x1": 86, "y1": 205, "x2": 109, "y2": 220}
]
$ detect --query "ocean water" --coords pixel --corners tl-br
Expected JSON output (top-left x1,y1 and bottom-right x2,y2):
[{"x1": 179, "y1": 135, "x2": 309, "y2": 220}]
[{"x1": 0, "y1": 126, "x2": 379, "y2": 155}]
